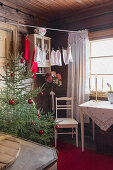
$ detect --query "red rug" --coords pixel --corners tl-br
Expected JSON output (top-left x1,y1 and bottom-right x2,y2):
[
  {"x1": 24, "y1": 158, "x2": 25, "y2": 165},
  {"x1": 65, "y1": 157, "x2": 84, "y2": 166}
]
[{"x1": 57, "y1": 142, "x2": 113, "y2": 170}]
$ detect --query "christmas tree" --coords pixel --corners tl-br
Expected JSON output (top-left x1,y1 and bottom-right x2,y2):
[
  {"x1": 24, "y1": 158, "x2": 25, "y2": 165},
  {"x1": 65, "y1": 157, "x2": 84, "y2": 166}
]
[{"x1": 0, "y1": 52, "x2": 55, "y2": 145}]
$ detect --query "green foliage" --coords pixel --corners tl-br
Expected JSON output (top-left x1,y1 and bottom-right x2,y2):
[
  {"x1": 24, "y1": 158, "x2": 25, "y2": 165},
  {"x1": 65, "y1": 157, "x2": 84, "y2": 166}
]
[{"x1": 0, "y1": 53, "x2": 55, "y2": 145}]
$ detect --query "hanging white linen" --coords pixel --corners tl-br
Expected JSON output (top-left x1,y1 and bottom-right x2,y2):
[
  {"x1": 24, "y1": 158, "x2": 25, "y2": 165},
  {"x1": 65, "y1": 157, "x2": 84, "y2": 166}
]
[
  {"x1": 67, "y1": 30, "x2": 90, "y2": 123},
  {"x1": 50, "y1": 49, "x2": 62, "y2": 66},
  {"x1": 34, "y1": 45, "x2": 41, "y2": 62},
  {"x1": 56, "y1": 50, "x2": 62, "y2": 66},
  {"x1": 34, "y1": 45, "x2": 46, "y2": 66},
  {"x1": 62, "y1": 46, "x2": 73, "y2": 65},
  {"x1": 50, "y1": 50, "x2": 57, "y2": 66},
  {"x1": 40, "y1": 50, "x2": 46, "y2": 66}
]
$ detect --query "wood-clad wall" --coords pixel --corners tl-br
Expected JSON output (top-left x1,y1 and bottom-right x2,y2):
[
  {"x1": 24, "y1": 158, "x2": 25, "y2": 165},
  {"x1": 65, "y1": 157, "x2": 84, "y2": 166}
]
[
  {"x1": 51, "y1": 32, "x2": 68, "y2": 97},
  {"x1": 51, "y1": 3, "x2": 113, "y2": 98},
  {"x1": 1, "y1": 1, "x2": 113, "y2": 112},
  {"x1": 0, "y1": 1, "x2": 49, "y2": 52},
  {"x1": 0, "y1": 3, "x2": 51, "y2": 112}
]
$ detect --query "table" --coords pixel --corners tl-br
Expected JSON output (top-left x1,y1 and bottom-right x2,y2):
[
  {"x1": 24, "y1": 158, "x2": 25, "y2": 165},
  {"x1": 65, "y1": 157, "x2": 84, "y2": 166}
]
[
  {"x1": 8, "y1": 138, "x2": 57, "y2": 170},
  {"x1": 79, "y1": 100, "x2": 113, "y2": 152}
]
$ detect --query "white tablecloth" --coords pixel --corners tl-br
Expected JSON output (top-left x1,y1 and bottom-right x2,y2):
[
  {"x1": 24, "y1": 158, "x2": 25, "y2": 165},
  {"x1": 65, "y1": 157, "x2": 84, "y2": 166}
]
[{"x1": 79, "y1": 100, "x2": 113, "y2": 131}]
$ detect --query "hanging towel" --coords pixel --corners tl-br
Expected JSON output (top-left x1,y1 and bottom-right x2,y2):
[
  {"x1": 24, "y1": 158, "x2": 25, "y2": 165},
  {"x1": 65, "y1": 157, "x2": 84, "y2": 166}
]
[
  {"x1": 40, "y1": 50, "x2": 46, "y2": 66},
  {"x1": 62, "y1": 46, "x2": 73, "y2": 65},
  {"x1": 56, "y1": 50, "x2": 62, "y2": 66},
  {"x1": 51, "y1": 50, "x2": 62, "y2": 66},
  {"x1": 24, "y1": 36, "x2": 30, "y2": 63},
  {"x1": 31, "y1": 47, "x2": 38, "y2": 75},
  {"x1": 34, "y1": 45, "x2": 41, "y2": 63},
  {"x1": 62, "y1": 49, "x2": 68, "y2": 65},
  {"x1": 34, "y1": 46, "x2": 46, "y2": 66},
  {"x1": 50, "y1": 50, "x2": 56, "y2": 66}
]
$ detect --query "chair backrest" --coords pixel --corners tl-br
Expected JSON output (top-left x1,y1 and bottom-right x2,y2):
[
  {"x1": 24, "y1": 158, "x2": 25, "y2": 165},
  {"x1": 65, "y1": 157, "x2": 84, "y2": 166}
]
[{"x1": 56, "y1": 97, "x2": 73, "y2": 119}]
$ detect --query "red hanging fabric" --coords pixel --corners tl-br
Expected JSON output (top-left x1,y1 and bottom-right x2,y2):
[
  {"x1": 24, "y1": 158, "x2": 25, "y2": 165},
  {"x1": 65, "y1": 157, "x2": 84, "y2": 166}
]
[
  {"x1": 24, "y1": 36, "x2": 30, "y2": 63},
  {"x1": 24, "y1": 36, "x2": 38, "y2": 75},
  {"x1": 31, "y1": 48, "x2": 38, "y2": 75}
]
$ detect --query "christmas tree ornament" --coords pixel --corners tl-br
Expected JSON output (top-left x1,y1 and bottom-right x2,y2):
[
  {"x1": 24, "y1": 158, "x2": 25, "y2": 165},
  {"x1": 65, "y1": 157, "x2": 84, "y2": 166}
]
[
  {"x1": 31, "y1": 119, "x2": 33, "y2": 125},
  {"x1": 39, "y1": 92, "x2": 43, "y2": 96},
  {"x1": 37, "y1": 114, "x2": 40, "y2": 118},
  {"x1": 28, "y1": 99, "x2": 33, "y2": 104},
  {"x1": 11, "y1": 100, "x2": 14, "y2": 105},
  {"x1": 9, "y1": 100, "x2": 14, "y2": 105},
  {"x1": 20, "y1": 59, "x2": 24, "y2": 63},
  {"x1": 56, "y1": 125, "x2": 60, "y2": 129},
  {"x1": 9, "y1": 100, "x2": 12, "y2": 104},
  {"x1": 10, "y1": 72, "x2": 14, "y2": 77},
  {"x1": 0, "y1": 52, "x2": 55, "y2": 146},
  {"x1": 21, "y1": 129, "x2": 22, "y2": 134},
  {"x1": 39, "y1": 130, "x2": 44, "y2": 134},
  {"x1": 33, "y1": 75, "x2": 35, "y2": 78}
]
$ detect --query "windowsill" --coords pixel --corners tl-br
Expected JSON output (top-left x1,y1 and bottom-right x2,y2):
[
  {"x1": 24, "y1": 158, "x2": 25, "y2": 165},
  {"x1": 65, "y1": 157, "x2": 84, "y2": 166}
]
[{"x1": 90, "y1": 91, "x2": 108, "y2": 99}]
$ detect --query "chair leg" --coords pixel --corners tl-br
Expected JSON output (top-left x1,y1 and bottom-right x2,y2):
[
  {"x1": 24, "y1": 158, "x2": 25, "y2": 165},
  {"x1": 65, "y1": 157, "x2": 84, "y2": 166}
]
[
  {"x1": 72, "y1": 128, "x2": 73, "y2": 139},
  {"x1": 55, "y1": 129, "x2": 57, "y2": 147},
  {"x1": 76, "y1": 126, "x2": 78, "y2": 147}
]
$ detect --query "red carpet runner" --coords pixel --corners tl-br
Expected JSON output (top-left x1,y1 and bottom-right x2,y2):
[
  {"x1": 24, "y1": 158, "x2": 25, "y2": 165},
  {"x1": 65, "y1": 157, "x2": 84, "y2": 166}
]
[{"x1": 57, "y1": 142, "x2": 113, "y2": 170}]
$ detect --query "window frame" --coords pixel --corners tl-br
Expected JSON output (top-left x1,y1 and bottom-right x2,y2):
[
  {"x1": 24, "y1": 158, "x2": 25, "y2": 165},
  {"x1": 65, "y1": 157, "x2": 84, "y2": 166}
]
[{"x1": 89, "y1": 37, "x2": 113, "y2": 98}]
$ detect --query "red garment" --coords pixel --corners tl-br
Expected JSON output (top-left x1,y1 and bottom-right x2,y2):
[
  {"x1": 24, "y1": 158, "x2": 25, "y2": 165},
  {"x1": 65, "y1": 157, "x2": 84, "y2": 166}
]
[
  {"x1": 24, "y1": 36, "x2": 30, "y2": 63},
  {"x1": 31, "y1": 62, "x2": 38, "y2": 75},
  {"x1": 31, "y1": 48, "x2": 38, "y2": 75}
]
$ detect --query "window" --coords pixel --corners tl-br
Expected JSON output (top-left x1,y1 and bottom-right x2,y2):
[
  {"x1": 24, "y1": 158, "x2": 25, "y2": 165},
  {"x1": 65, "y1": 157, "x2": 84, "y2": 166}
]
[{"x1": 89, "y1": 38, "x2": 113, "y2": 95}]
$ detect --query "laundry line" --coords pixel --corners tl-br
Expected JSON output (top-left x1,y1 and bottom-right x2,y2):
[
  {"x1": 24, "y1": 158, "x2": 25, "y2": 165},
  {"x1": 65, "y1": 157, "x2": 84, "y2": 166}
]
[{"x1": 6, "y1": 21, "x2": 78, "y2": 33}]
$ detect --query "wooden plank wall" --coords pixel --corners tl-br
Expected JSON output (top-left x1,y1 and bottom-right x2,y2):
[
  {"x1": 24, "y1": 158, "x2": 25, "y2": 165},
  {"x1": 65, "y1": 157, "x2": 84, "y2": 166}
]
[
  {"x1": 0, "y1": 4, "x2": 51, "y2": 112},
  {"x1": 51, "y1": 3, "x2": 113, "y2": 98},
  {"x1": 51, "y1": 31, "x2": 68, "y2": 97}
]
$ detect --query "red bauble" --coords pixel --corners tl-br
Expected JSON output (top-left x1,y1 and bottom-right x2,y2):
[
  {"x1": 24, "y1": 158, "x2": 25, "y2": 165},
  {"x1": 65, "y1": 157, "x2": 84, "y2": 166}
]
[
  {"x1": 28, "y1": 99, "x2": 33, "y2": 104},
  {"x1": 56, "y1": 125, "x2": 60, "y2": 129},
  {"x1": 10, "y1": 73, "x2": 14, "y2": 77},
  {"x1": 33, "y1": 75, "x2": 35, "y2": 79},
  {"x1": 11, "y1": 100, "x2": 14, "y2": 104},
  {"x1": 9, "y1": 100, "x2": 12, "y2": 104},
  {"x1": 9, "y1": 100, "x2": 14, "y2": 105},
  {"x1": 21, "y1": 129, "x2": 22, "y2": 134},
  {"x1": 39, "y1": 130, "x2": 44, "y2": 134},
  {"x1": 7, "y1": 63, "x2": 9, "y2": 66},
  {"x1": 37, "y1": 114, "x2": 40, "y2": 118},
  {"x1": 39, "y1": 92, "x2": 43, "y2": 96},
  {"x1": 20, "y1": 59, "x2": 24, "y2": 63},
  {"x1": 31, "y1": 119, "x2": 33, "y2": 125}
]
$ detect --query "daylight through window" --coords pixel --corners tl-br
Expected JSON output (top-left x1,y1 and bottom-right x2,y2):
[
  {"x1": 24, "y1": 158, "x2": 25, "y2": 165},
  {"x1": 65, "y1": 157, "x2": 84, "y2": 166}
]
[{"x1": 90, "y1": 38, "x2": 113, "y2": 93}]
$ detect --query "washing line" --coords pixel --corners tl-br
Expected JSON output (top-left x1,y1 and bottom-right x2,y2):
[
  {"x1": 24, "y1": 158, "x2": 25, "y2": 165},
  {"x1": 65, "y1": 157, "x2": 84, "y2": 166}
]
[{"x1": 6, "y1": 21, "x2": 78, "y2": 33}]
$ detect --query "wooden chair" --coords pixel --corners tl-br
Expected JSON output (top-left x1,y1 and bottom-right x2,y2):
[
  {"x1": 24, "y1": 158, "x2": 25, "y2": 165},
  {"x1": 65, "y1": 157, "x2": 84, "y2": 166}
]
[{"x1": 54, "y1": 97, "x2": 78, "y2": 147}]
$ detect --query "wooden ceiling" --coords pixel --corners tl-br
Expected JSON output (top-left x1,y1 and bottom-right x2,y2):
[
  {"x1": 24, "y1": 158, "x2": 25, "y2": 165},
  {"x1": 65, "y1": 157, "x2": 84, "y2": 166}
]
[{"x1": 1, "y1": 0, "x2": 113, "y2": 22}]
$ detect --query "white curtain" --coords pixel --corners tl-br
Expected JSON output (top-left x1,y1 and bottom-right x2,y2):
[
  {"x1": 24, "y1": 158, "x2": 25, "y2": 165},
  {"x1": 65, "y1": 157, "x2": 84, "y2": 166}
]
[{"x1": 67, "y1": 30, "x2": 89, "y2": 122}]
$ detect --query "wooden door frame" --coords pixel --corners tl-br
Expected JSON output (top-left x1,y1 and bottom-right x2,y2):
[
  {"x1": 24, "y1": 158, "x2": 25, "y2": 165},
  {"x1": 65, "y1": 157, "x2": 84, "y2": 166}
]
[{"x1": 0, "y1": 22, "x2": 17, "y2": 53}]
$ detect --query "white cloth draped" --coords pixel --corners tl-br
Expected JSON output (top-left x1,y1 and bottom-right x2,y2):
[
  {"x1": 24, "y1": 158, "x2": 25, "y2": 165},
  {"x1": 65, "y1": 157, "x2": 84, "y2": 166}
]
[
  {"x1": 67, "y1": 30, "x2": 89, "y2": 122},
  {"x1": 62, "y1": 46, "x2": 73, "y2": 65},
  {"x1": 50, "y1": 50, "x2": 62, "y2": 66}
]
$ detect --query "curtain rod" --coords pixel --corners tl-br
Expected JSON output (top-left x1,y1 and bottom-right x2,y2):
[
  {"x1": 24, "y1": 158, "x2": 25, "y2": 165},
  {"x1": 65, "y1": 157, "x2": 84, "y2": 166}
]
[{"x1": 6, "y1": 21, "x2": 78, "y2": 33}]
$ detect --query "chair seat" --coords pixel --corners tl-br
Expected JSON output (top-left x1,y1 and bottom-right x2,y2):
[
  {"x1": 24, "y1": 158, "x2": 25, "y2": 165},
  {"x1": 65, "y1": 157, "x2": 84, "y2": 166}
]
[{"x1": 55, "y1": 118, "x2": 78, "y2": 126}]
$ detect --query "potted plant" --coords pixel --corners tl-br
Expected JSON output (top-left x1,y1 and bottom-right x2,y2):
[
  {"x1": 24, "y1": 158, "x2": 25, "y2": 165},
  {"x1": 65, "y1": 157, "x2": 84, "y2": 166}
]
[{"x1": 107, "y1": 83, "x2": 113, "y2": 104}]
